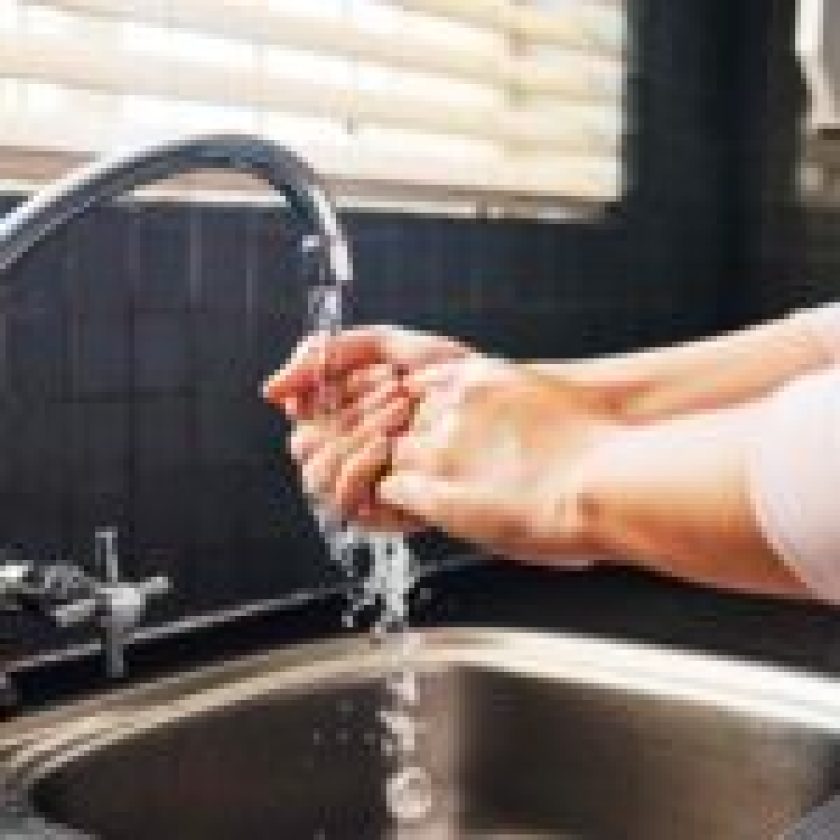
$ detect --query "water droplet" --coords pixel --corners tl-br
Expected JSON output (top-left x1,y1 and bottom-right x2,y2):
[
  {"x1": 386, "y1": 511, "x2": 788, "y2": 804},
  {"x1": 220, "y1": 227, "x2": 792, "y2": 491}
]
[
  {"x1": 379, "y1": 710, "x2": 418, "y2": 753},
  {"x1": 386, "y1": 766, "x2": 434, "y2": 823},
  {"x1": 387, "y1": 671, "x2": 418, "y2": 706}
]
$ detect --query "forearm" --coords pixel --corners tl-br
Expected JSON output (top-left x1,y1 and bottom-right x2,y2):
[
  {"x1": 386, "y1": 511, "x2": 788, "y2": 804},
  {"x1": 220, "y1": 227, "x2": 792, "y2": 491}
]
[
  {"x1": 574, "y1": 404, "x2": 812, "y2": 600},
  {"x1": 529, "y1": 311, "x2": 831, "y2": 424}
]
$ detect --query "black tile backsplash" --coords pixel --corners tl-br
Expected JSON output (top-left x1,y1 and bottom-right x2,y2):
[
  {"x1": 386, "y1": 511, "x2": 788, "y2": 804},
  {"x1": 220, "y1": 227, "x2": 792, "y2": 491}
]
[
  {"x1": 733, "y1": 0, "x2": 840, "y2": 322},
  {"x1": 1, "y1": 0, "x2": 816, "y2": 660}
]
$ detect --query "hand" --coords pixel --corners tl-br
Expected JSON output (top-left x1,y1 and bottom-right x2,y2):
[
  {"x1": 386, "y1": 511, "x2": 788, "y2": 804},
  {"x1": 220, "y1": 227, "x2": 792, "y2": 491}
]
[
  {"x1": 263, "y1": 325, "x2": 470, "y2": 421},
  {"x1": 262, "y1": 326, "x2": 472, "y2": 530},
  {"x1": 377, "y1": 356, "x2": 616, "y2": 564}
]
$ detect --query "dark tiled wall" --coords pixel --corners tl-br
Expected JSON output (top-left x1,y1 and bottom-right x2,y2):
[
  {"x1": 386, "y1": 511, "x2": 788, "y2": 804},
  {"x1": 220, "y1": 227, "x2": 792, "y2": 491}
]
[
  {"x1": 0, "y1": 0, "x2": 748, "y2": 654},
  {"x1": 735, "y1": 0, "x2": 840, "y2": 321}
]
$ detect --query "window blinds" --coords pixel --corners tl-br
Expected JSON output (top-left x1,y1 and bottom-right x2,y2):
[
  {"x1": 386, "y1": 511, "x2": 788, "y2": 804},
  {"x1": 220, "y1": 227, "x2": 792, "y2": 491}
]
[{"x1": 0, "y1": 0, "x2": 626, "y2": 201}]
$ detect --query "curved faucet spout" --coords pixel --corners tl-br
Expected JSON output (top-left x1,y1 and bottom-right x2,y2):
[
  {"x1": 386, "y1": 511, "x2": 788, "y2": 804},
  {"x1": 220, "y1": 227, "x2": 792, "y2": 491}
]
[
  {"x1": 0, "y1": 133, "x2": 352, "y2": 292},
  {"x1": 0, "y1": 134, "x2": 354, "y2": 687}
]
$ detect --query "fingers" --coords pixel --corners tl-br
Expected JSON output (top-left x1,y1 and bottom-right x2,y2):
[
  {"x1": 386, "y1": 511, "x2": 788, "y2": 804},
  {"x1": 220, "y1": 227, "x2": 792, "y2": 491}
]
[
  {"x1": 332, "y1": 435, "x2": 391, "y2": 515},
  {"x1": 289, "y1": 419, "x2": 422, "y2": 530},
  {"x1": 288, "y1": 373, "x2": 407, "y2": 462},
  {"x1": 289, "y1": 365, "x2": 406, "y2": 432},
  {"x1": 402, "y1": 361, "x2": 459, "y2": 401},
  {"x1": 402, "y1": 355, "x2": 503, "y2": 400},
  {"x1": 288, "y1": 424, "x2": 324, "y2": 463},
  {"x1": 351, "y1": 503, "x2": 423, "y2": 534},
  {"x1": 299, "y1": 397, "x2": 411, "y2": 502},
  {"x1": 343, "y1": 363, "x2": 396, "y2": 405},
  {"x1": 389, "y1": 430, "x2": 437, "y2": 471},
  {"x1": 262, "y1": 326, "x2": 388, "y2": 411},
  {"x1": 262, "y1": 326, "x2": 472, "y2": 417},
  {"x1": 338, "y1": 367, "x2": 405, "y2": 429},
  {"x1": 379, "y1": 471, "x2": 524, "y2": 552}
]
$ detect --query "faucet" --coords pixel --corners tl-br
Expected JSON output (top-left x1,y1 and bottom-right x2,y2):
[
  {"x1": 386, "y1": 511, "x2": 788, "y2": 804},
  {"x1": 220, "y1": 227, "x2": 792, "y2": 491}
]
[
  {"x1": 0, "y1": 134, "x2": 351, "y2": 693},
  {"x1": 0, "y1": 528, "x2": 169, "y2": 682}
]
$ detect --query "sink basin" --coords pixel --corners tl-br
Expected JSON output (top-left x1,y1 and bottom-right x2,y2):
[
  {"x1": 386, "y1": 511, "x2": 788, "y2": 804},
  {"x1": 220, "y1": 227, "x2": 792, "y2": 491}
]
[{"x1": 2, "y1": 629, "x2": 840, "y2": 839}]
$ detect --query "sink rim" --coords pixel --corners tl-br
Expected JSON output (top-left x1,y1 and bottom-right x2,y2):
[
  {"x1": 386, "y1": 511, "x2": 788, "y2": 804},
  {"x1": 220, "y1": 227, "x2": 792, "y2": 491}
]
[{"x1": 4, "y1": 627, "x2": 840, "y2": 802}]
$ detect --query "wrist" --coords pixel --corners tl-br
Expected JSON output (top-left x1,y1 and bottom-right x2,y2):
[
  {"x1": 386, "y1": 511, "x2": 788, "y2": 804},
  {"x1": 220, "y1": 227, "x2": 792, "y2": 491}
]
[
  {"x1": 570, "y1": 422, "x2": 639, "y2": 562},
  {"x1": 523, "y1": 361, "x2": 635, "y2": 424},
  {"x1": 538, "y1": 420, "x2": 625, "y2": 562}
]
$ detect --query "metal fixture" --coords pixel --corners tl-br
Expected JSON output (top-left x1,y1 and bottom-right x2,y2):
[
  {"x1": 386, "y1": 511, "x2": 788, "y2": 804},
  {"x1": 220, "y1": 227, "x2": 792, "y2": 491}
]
[
  {"x1": 798, "y1": 0, "x2": 840, "y2": 200},
  {"x1": 0, "y1": 134, "x2": 353, "y2": 686},
  {"x1": 2, "y1": 629, "x2": 840, "y2": 838},
  {"x1": 93, "y1": 528, "x2": 170, "y2": 680},
  {"x1": 798, "y1": 0, "x2": 840, "y2": 133},
  {"x1": 0, "y1": 528, "x2": 169, "y2": 681},
  {"x1": 0, "y1": 133, "x2": 351, "y2": 287}
]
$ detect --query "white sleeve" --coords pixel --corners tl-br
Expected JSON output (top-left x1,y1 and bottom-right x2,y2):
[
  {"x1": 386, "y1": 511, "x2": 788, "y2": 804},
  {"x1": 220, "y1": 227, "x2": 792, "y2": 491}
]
[
  {"x1": 798, "y1": 302, "x2": 840, "y2": 365},
  {"x1": 747, "y1": 367, "x2": 840, "y2": 603}
]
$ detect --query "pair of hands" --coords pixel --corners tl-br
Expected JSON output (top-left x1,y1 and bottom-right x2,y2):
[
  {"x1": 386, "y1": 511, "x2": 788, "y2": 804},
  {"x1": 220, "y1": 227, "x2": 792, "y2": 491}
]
[{"x1": 262, "y1": 327, "x2": 614, "y2": 565}]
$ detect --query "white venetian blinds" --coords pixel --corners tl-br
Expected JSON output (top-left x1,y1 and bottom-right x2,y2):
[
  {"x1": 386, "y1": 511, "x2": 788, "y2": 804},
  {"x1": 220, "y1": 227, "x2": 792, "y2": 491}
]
[{"x1": 0, "y1": 0, "x2": 627, "y2": 201}]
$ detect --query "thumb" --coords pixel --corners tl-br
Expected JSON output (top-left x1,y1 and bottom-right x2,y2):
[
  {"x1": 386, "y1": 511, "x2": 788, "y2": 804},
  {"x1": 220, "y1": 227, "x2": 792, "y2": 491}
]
[
  {"x1": 379, "y1": 472, "x2": 515, "y2": 549},
  {"x1": 377, "y1": 472, "x2": 438, "y2": 515}
]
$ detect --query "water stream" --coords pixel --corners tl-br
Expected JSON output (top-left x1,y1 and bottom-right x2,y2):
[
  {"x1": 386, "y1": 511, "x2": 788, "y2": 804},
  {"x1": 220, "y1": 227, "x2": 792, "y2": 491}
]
[{"x1": 307, "y1": 286, "x2": 433, "y2": 831}]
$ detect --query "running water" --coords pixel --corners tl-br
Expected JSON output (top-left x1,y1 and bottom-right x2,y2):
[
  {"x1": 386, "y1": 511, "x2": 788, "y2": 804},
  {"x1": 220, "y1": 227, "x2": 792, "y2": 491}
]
[{"x1": 307, "y1": 285, "x2": 433, "y2": 830}]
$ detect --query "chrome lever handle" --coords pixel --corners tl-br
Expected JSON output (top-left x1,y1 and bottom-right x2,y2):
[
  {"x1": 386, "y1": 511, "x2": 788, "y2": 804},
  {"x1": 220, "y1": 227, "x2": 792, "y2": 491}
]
[
  {"x1": 95, "y1": 527, "x2": 120, "y2": 587},
  {"x1": 0, "y1": 561, "x2": 31, "y2": 602},
  {"x1": 50, "y1": 597, "x2": 99, "y2": 629},
  {"x1": 135, "y1": 575, "x2": 170, "y2": 600},
  {"x1": 93, "y1": 528, "x2": 170, "y2": 679}
]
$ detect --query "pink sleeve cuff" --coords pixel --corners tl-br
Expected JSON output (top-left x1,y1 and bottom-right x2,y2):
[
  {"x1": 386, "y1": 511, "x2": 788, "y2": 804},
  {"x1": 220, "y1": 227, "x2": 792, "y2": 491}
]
[
  {"x1": 799, "y1": 303, "x2": 840, "y2": 366},
  {"x1": 747, "y1": 368, "x2": 840, "y2": 604}
]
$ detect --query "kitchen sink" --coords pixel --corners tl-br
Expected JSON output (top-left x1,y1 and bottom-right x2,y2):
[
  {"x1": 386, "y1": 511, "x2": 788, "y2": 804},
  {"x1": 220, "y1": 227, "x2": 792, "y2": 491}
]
[{"x1": 2, "y1": 629, "x2": 840, "y2": 839}]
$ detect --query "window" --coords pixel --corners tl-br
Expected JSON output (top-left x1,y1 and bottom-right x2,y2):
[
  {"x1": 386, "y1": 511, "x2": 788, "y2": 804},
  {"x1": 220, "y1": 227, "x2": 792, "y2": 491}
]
[{"x1": 0, "y1": 0, "x2": 627, "y2": 203}]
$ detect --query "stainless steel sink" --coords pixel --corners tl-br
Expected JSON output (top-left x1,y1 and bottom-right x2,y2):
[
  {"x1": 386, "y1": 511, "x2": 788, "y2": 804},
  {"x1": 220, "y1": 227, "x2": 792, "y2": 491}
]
[{"x1": 2, "y1": 629, "x2": 840, "y2": 839}]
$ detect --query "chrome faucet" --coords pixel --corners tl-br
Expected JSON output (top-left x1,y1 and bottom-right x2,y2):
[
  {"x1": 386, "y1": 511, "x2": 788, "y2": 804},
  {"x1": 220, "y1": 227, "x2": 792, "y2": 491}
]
[
  {"x1": 0, "y1": 528, "x2": 169, "y2": 681},
  {"x1": 0, "y1": 133, "x2": 350, "y2": 692}
]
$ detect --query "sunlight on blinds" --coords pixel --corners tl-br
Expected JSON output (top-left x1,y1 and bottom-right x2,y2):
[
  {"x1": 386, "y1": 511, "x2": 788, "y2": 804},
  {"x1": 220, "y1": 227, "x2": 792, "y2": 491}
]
[{"x1": 0, "y1": 0, "x2": 627, "y2": 202}]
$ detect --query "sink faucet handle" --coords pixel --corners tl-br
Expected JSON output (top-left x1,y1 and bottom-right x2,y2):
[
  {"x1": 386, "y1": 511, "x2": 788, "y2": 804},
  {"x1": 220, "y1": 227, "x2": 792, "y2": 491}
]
[
  {"x1": 0, "y1": 550, "x2": 97, "y2": 627},
  {"x1": 92, "y1": 527, "x2": 171, "y2": 679},
  {"x1": 135, "y1": 574, "x2": 170, "y2": 601},
  {"x1": 95, "y1": 527, "x2": 120, "y2": 586},
  {"x1": 0, "y1": 548, "x2": 31, "y2": 603},
  {"x1": 103, "y1": 574, "x2": 171, "y2": 630},
  {"x1": 93, "y1": 527, "x2": 170, "y2": 607},
  {"x1": 50, "y1": 596, "x2": 100, "y2": 629}
]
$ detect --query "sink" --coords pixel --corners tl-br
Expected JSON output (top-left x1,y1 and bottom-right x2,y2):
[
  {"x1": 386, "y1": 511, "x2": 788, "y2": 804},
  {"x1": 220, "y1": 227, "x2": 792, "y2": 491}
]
[{"x1": 2, "y1": 629, "x2": 840, "y2": 839}]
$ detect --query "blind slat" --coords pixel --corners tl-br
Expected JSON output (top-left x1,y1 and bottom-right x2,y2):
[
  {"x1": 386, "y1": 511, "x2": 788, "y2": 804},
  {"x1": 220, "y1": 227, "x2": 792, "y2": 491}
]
[
  {"x1": 0, "y1": 33, "x2": 621, "y2": 155},
  {"x1": 390, "y1": 0, "x2": 624, "y2": 54},
  {"x1": 42, "y1": 0, "x2": 622, "y2": 101},
  {"x1": 0, "y1": 110, "x2": 620, "y2": 200},
  {"x1": 0, "y1": 0, "x2": 626, "y2": 201}
]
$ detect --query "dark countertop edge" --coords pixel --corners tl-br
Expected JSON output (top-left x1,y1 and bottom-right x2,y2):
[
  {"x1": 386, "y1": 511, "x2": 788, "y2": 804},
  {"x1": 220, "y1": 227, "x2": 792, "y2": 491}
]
[
  {"x1": 5, "y1": 557, "x2": 840, "y2": 719},
  {"x1": 1, "y1": 556, "x2": 480, "y2": 716}
]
